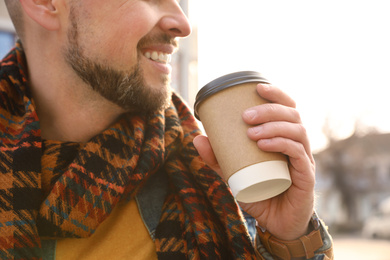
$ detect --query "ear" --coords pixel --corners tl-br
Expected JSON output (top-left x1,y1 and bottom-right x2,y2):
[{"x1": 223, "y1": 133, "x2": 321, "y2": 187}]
[{"x1": 19, "y1": 0, "x2": 61, "y2": 31}]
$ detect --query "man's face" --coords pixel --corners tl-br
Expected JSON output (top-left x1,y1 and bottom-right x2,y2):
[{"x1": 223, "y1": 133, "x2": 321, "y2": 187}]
[{"x1": 63, "y1": 0, "x2": 191, "y2": 115}]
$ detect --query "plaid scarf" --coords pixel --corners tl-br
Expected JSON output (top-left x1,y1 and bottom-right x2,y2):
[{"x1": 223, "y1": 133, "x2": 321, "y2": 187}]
[{"x1": 0, "y1": 43, "x2": 257, "y2": 260}]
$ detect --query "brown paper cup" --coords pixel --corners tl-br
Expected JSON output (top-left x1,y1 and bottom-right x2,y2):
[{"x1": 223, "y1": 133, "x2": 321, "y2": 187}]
[{"x1": 194, "y1": 71, "x2": 291, "y2": 203}]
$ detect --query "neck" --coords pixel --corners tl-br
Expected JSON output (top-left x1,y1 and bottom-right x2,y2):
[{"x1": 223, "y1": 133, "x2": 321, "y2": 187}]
[
  {"x1": 34, "y1": 80, "x2": 125, "y2": 143},
  {"x1": 37, "y1": 101, "x2": 124, "y2": 143}
]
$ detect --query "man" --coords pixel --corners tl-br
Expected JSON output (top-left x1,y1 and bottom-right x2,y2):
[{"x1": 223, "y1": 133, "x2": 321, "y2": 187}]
[{"x1": 1, "y1": 0, "x2": 333, "y2": 259}]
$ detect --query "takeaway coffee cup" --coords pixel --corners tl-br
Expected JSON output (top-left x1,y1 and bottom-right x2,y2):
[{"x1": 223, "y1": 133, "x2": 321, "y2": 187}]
[{"x1": 194, "y1": 71, "x2": 291, "y2": 203}]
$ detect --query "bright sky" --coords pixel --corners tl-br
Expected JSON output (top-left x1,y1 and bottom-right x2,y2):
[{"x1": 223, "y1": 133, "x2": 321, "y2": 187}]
[{"x1": 190, "y1": 0, "x2": 390, "y2": 152}]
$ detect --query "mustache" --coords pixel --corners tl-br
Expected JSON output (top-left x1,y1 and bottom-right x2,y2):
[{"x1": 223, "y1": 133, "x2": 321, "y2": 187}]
[{"x1": 137, "y1": 33, "x2": 179, "y2": 50}]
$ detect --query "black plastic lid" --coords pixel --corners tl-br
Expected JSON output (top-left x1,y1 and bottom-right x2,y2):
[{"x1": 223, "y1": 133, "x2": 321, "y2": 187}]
[{"x1": 194, "y1": 71, "x2": 270, "y2": 120}]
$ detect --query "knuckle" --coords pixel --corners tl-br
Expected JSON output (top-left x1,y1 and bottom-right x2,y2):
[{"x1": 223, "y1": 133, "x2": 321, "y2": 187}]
[
  {"x1": 290, "y1": 108, "x2": 301, "y2": 121},
  {"x1": 262, "y1": 104, "x2": 277, "y2": 118},
  {"x1": 296, "y1": 123, "x2": 307, "y2": 136}
]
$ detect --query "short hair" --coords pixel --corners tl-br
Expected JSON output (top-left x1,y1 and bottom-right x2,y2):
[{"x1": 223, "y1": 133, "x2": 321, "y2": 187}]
[{"x1": 4, "y1": 0, "x2": 24, "y2": 40}]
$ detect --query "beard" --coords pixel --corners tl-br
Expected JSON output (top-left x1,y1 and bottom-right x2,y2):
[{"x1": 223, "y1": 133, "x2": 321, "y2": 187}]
[{"x1": 64, "y1": 8, "x2": 173, "y2": 116}]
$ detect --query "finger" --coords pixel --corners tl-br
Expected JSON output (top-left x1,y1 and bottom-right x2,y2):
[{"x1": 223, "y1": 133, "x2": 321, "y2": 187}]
[
  {"x1": 247, "y1": 121, "x2": 313, "y2": 160},
  {"x1": 193, "y1": 135, "x2": 222, "y2": 175},
  {"x1": 243, "y1": 103, "x2": 301, "y2": 126},
  {"x1": 257, "y1": 84, "x2": 296, "y2": 108},
  {"x1": 256, "y1": 137, "x2": 315, "y2": 176}
]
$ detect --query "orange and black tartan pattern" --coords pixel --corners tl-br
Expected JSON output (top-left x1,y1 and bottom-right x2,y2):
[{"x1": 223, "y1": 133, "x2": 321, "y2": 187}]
[{"x1": 0, "y1": 43, "x2": 258, "y2": 259}]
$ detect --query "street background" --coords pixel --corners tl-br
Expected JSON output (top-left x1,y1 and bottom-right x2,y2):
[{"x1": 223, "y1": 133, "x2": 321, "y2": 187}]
[{"x1": 333, "y1": 235, "x2": 390, "y2": 259}]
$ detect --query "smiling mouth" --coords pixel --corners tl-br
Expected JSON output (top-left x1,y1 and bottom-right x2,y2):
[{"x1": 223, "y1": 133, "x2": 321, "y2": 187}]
[{"x1": 144, "y1": 51, "x2": 172, "y2": 64}]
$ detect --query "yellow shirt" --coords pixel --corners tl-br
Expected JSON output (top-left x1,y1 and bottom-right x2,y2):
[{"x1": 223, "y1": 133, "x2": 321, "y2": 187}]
[{"x1": 55, "y1": 199, "x2": 158, "y2": 260}]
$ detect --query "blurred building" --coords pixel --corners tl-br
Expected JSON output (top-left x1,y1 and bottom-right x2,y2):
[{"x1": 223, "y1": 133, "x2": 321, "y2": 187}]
[
  {"x1": 0, "y1": 1, "x2": 15, "y2": 58},
  {"x1": 314, "y1": 133, "x2": 390, "y2": 232},
  {"x1": 0, "y1": 1, "x2": 198, "y2": 107}
]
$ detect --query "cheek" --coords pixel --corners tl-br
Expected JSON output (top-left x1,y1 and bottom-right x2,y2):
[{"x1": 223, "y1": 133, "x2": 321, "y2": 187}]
[
  {"x1": 74, "y1": 0, "x2": 160, "y2": 68},
  {"x1": 89, "y1": 11, "x2": 156, "y2": 65}
]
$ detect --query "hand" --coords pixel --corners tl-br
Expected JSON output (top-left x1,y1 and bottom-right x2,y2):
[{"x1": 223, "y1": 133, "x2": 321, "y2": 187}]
[{"x1": 193, "y1": 84, "x2": 315, "y2": 241}]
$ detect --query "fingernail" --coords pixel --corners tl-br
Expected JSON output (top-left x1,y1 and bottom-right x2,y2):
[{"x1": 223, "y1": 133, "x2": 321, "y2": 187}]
[
  {"x1": 260, "y1": 84, "x2": 271, "y2": 90},
  {"x1": 244, "y1": 109, "x2": 256, "y2": 120},
  {"x1": 193, "y1": 136, "x2": 200, "y2": 147},
  {"x1": 258, "y1": 139, "x2": 271, "y2": 145},
  {"x1": 250, "y1": 125, "x2": 262, "y2": 136}
]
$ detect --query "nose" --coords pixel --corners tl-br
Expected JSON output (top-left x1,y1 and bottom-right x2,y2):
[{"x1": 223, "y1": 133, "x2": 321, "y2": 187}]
[{"x1": 159, "y1": 1, "x2": 192, "y2": 38}]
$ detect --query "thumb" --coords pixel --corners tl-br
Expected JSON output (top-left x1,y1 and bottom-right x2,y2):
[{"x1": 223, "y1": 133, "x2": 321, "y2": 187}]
[{"x1": 193, "y1": 135, "x2": 223, "y2": 177}]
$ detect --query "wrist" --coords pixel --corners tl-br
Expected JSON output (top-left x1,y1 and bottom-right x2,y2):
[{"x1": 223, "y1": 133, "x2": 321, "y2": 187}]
[
  {"x1": 258, "y1": 218, "x2": 312, "y2": 241},
  {"x1": 256, "y1": 212, "x2": 323, "y2": 259}
]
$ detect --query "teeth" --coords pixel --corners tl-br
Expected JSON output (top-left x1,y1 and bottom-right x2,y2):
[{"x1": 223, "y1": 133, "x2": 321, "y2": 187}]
[
  {"x1": 151, "y1": 51, "x2": 159, "y2": 61},
  {"x1": 159, "y1": 53, "x2": 169, "y2": 63},
  {"x1": 144, "y1": 51, "x2": 171, "y2": 63}
]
